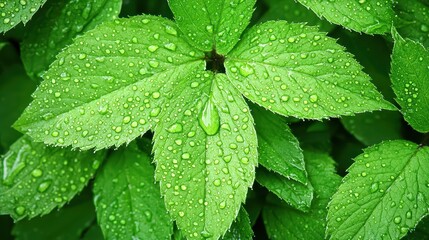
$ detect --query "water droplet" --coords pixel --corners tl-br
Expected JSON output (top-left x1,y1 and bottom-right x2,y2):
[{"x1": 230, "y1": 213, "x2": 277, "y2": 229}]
[
  {"x1": 31, "y1": 169, "x2": 43, "y2": 178},
  {"x1": 394, "y1": 216, "x2": 402, "y2": 224},
  {"x1": 238, "y1": 64, "x2": 254, "y2": 77},
  {"x1": 82, "y1": 3, "x2": 92, "y2": 19},
  {"x1": 406, "y1": 211, "x2": 412, "y2": 219},
  {"x1": 123, "y1": 116, "x2": 131, "y2": 124},
  {"x1": 370, "y1": 183, "x2": 379, "y2": 193},
  {"x1": 37, "y1": 180, "x2": 52, "y2": 193},
  {"x1": 148, "y1": 45, "x2": 159, "y2": 52},
  {"x1": 167, "y1": 123, "x2": 183, "y2": 133},
  {"x1": 421, "y1": 24, "x2": 429, "y2": 32},
  {"x1": 164, "y1": 42, "x2": 177, "y2": 51},
  {"x1": 219, "y1": 201, "x2": 226, "y2": 209},
  {"x1": 201, "y1": 229, "x2": 213, "y2": 238},
  {"x1": 206, "y1": 25, "x2": 213, "y2": 33},
  {"x1": 213, "y1": 179, "x2": 221, "y2": 186},
  {"x1": 149, "y1": 60, "x2": 159, "y2": 68},
  {"x1": 198, "y1": 98, "x2": 220, "y2": 136},
  {"x1": 78, "y1": 53, "x2": 86, "y2": 60},
  {"x1": 240, "y1": 157, "x2": 249, "y2": 164},
  {"x1": 15, "y1": 206, "x2": 26, "y2": 216},
  {"x1": 181, "y1": 153, "x2": 190, "y2": 159},
  {"x1": 150, "y1": 107, "x2": 161, "y2": 117},
  {"x1": 309, "y1": 94, "x2": 318, "y2": 103},
  {"x1": 144, "y1": 210, "x2": 152, "y2": 221},
  {"x1": 165, "y1": 25, "x2": 178, "y2": 36},
  {"x1": 152, "y1": 92, "x2": 160, "y2": 99}
]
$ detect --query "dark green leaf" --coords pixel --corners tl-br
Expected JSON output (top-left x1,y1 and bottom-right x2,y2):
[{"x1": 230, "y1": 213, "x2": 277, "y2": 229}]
[
  {"x1": 263, "y1": 151, "x2": 341, "y2": 240},
  {"x1": 153, "y1": 73, "x2": 257, "y2": 239},
  {"x1": 93, "y1": 142, "x2": 172, "y2": 240},
  {"x1": 81, "y1": 224, "x2": 104, "y2": 240},
  {"x1": 394, "y1": 0, "x2": 429, "y2": 48},
  {"x1": 327, "y1": 140, "x2": 429, "y2": 239},
  {"x1": 341, "y1": 111, "x2": 402, "y2": 146},
  {"x1": 0, "y1": 0, "x2": 47, "y2": 33},
  {"x1": 168, "y1": 0, "x2": 256, "y2": 54},
  {"x1": 296, "y1": 0, "x2": 393, "y2": 34},
  {"x1": 221, "y1": 207, "x2": 253, "y2": 240},
  {"x1": 21, "y1": 0, "x2": 122, "y2": 79},
  {"x1": 252, "y1": 103, "x2": 307, "y2": 184},
  {"x1": 225, "y1": 21, "x2": 395, "y2": 120},
  {"x1": 391, "y1": 30, "x2": 429, "y2": 133},
  {"x1": 0, "y1": 64, "x2": 36, "y2": 150},
  {"x1": 15, "y1": 15, "x2": 205, "y2": 150},
  {"x1": 256, "y1": 167, "x2": 313, "y2": 212},
  {"x1": 12, "y1": 200, "x2": 95, "y2": 240},
  {"x1": 260, "y1": 0, "x2": 333, "y2": 32},
  {"x1": 0, "y1": 136, "x2": 104, "y2": 220}
]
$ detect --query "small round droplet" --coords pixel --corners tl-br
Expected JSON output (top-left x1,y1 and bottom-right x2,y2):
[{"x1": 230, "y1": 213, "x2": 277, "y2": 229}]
[
  {"x1": 15, "y1": 206, "x2": 26, "y2": 216},
  {"x1": 31, "y1": 169, "x2": 43, "y2": 178}
]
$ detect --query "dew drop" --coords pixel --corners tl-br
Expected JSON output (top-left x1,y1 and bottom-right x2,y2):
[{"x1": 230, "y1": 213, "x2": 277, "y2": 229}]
[
  {"x1": 309, "y1": 94, "x2": 318, "y2": 103},
  {"x1": 150, "y1": 107, "x2": 161, "y2": 117},
  {"x1": 370, "y1": 182, "x2": 379, "y2": 193},
  {"x1": 394, "y1": 216, "x2": 402, "y2": 224},
  {"x1": 201, "y1": 229, "x2": 213, "y2": 238},
  {"x1": 148, "y1": 45, "x2": 159, "y2": 52},
  {"x1": 165, "y1": 25, "x2": 178, "y2": 36},
  {"x1": 198, "y1": 98, "x2": 220, "y2": 136},
  {"x1": 238, "y1": 64, "x2": 254, "y2": 77},
  {"x1": 31, "y1": 169, "x2": 43, "y2": 178},
  {"x1": 213, "y1": 179, "x2": 221, "y2": 186},
  {"x1": 144, "y1": 210, "x2": 152, "y2": 221},
  {"x1": 15, "y1": 206, "x2": 26, "y2": 216},
  {"x1": 37, "y1": 180, "x2": 52, "y2": 193},
  {"x1": 167, "y1": 123, "x2": 183, "y2": 133}
]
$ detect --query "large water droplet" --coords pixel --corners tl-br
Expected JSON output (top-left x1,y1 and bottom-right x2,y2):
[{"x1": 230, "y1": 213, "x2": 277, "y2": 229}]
[
  {"x1": 15, "y1": 206, "x2": 26, "y2": 216},
  {"x1": 198, "y1": 98, "x2": 220, "y2": 136},
  {"x1": 238, "y1": 64, "x2": 255, "y2": 77},
  {"x1": 167, "y1": 123, "x2": 183, "y2": 133},
  {"x1": 37, "y1": 180, "x2": 52, "y2": 193}
]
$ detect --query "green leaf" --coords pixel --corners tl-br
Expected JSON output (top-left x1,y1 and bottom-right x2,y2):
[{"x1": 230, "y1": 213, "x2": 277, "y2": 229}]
[
  {"x1": 391, "y1": 31, "x2": 429, "y2": 133},
  {"x1": 225, "y1": 21, "x2": 395, "y2": 120},
  {"x1": 168, "y1": 0, "x2": 255, "y2": 54},
  {"x1": 153, "y1": 73, "x2": 257, "y2": 239},
  {"x1": 15, "y1": 15, "x2": 205, "y2": 150},
  {"x1": 0, "y1": 0, "x2": 47, "y2": 33},
  {"x1": 21, "y1": 0, "x2": 122, "y2": 79},
  {"x1": 296, "y1": 0, "x2": 393, "y2": 34},
  {"x1": 256, "y1": 167, "x2": 313, "y2": 212},
  {"x1": 327, "y1": 140, "x2": 429, "y2": 239},
  {"x1": 333, "y1": 29, "x2": 396, "y2": 101},
  {"x1": 263, "y1": 152, "x2": 341, "y2": 240},
  {"x1": 243, "y1": 186, "x2": 264, "y2": 226},
  {"x1": 12, "y1": 200, "x2": 95, "y2": 240},
  {"x1": 81, "y1": 224, "x2": 104, "y2": 240},
  {"x1": 93, "y1": 142, "x2": 172, "y2": 240},
  {"x1": 260, "y1": 0, "x2": 333, "y2": 32},
  {"x1": 405, "y1": 216, "x2": 429, "y2": 239},
  {"x1": 0, "y1": 64, "x2": 36, "y2": 150},
  {"x1": 221, "y1": 207, "x2": 253, "y2": 240},
  {"x1": 0, "y1": 136, "x2": 104, "y2": 220},
  {"x1": 251, "y1": 103, "x2": 307, "y2": 184},
  {"x1": 394, "y1": 0, "x2": 429, "y2": 48},
  {"x1": 341, "y1": 111, "x2": 402, "y2": 146}
]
